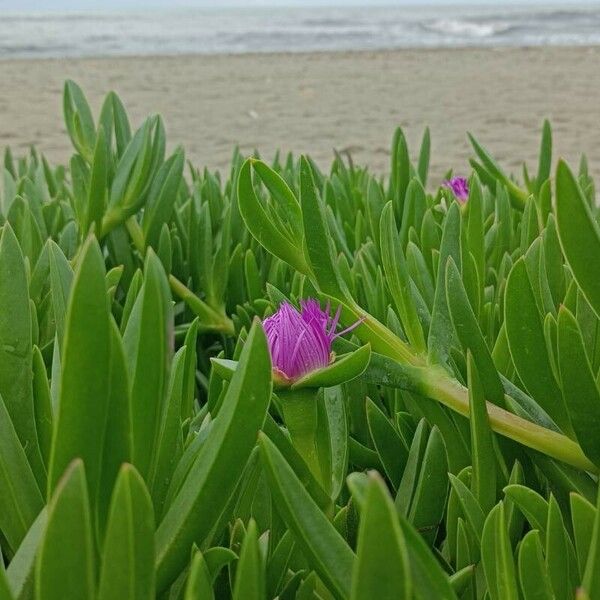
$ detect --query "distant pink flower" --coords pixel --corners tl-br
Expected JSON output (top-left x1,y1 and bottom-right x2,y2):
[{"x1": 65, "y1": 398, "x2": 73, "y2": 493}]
[
  {"x1": 263, "y1": 299, "x2": 361, "y2": 384},
  {"x1": 443, "y1": 176, "x2": 469, "y2": 202}
]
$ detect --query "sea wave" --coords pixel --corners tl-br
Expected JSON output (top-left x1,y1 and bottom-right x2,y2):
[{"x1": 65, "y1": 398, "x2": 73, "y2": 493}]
[
  {"x1": 528, "y1": 9, "x2": 600, "y2": 22},
  {"x1": 1, "y1": 4, "x2": 600, "y2": 60}
]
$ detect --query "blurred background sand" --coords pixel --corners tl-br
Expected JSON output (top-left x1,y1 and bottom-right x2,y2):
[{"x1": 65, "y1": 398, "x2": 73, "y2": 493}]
[{"x1": 1, "y1": 46, "x2": 600, "y2": 182}]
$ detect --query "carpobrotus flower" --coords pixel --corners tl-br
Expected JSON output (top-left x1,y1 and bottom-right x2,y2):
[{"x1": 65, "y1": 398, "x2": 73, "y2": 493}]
[
  {"x1": 263, "y1": 299, "x2": 361, "y2": 384},
  {"x1": 443, "y1": 176, "x2": 469, "y2": 202}
]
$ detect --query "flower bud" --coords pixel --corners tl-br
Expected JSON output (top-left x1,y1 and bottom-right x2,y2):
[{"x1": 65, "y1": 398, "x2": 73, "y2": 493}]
[
  {"x1": 263, "y1": 299, "x2": 361, "y2": 385},
  {"x1": 443, "y1": 176, "x2": 469, "y2": 202}
]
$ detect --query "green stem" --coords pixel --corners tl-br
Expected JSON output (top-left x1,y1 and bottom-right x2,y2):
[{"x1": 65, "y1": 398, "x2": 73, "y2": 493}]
[
  {"x1": 100, "y1": 207, "x2": 125, "y2": 239},
  {"x1": 325, "y1": 294, "x2": 418, "y2": 366},
  {"x1": 101, "y1": 208, "x2": 235, "y2": 337},
  {"x1": 331, "y1": 294, "x2": 595, "y2": 473},
  {"x1": 125, "y1": 217, "x2": 146, "y2": 255},
  {"x1": 421, "y1": 367, "x2": 597, "y2": 474},
  {"x1": 169, "y1": 274, "x2": 235, "y2": 336}
]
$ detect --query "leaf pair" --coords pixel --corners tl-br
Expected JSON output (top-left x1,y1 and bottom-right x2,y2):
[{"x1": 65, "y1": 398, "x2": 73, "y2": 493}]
[
  {"x1": 37, "y1": 460, "x2": 154, "y2": 600},
  {"x1": 238, "y1": 158, "x2": 309, "y2": 276},
  {"x1": 48, "y1": 236, "x2": 130, "y2": 539}
]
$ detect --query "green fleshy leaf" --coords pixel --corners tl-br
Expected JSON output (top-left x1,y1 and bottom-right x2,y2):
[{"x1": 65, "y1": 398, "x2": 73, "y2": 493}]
[
  {"x1": 556, "y1": 159, "x2": 600, "y2": 321},
  {"x1": 518, "y1": 530, "x2": 554, "y2": 600},
  {"x1": 48, "y1": 236, "x2": 111, "y2": 513},
  {"x1": 557, "y1": 306, "x2": 600, "y2": 466},
  {"x1": 36, "y1": 460, "x2": 96, "y2": 600},
  {"x1": 98, "y1": 465, "x2": 155, "y2": 600},
  {"x1": 292, "y1": 344, "x2": 371, "y2": 389},
  {"x1": 0, "y1": 224, "x2": 46, "y2": 490},
  {"x1": 504, "y1": 258, "x2": 570, "y2": 433},
  {"x1": 258, "y1": 434, "x2": 355, "y2": 600},
  {"x1": 350, "y1": 473, "x2": 411, "y2": 600},
  {"x1": 232, "y1": 520, "x2": 264, "y2": 600}
]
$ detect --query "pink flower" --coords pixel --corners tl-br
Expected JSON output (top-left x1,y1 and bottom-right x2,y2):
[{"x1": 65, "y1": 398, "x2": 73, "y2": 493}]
[
  {"x1": 443, "y1": 176, "x2": 469, "y2": 202},
  {"x1": 263, "y1": 299, "x2": 361, "y2": 384}
]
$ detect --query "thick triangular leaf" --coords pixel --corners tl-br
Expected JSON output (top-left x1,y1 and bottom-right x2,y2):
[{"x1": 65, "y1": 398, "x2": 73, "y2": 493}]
[{"x1": 98, "y1": 464, "x2": 155, "y2": 600}]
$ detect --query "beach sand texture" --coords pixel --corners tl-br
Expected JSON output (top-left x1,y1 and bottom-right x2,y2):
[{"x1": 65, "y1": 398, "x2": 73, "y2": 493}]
[{"x1": 1, "y1": 46, "x2": 600, "y2": 182}]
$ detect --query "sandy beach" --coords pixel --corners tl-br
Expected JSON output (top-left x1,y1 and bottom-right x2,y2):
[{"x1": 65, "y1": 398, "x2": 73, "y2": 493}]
[{"x1": 2, "y1": 46, "x2": 600, "y2": 182}]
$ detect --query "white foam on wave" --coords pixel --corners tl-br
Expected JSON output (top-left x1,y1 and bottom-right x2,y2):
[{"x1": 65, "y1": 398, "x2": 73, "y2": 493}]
[{"x1": 423, "y1": 19, "x2": 513, "y2": 38}]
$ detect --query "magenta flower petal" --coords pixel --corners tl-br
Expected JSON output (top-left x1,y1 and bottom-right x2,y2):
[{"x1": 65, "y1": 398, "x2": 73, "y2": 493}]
[
  {"x1": 443, "y1": 176, "x2": 469, "y2": 202},
  {"x1": 262, "y1": 299, "x2": 362, "y2": 383}
]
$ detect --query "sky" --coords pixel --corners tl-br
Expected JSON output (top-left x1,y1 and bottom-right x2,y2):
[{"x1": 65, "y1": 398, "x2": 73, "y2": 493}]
[{"x1": 2, "y1": 0, "x2": 597, "y2": 10}]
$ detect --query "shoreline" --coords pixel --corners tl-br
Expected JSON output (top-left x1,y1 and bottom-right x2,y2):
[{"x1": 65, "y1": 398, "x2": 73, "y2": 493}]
[
  {"x1": 3, "y1": 43, "x2": 600, "y2": 64},
  {"x1": 1, "y1": 45, "x2": 599, "y2": 183}
]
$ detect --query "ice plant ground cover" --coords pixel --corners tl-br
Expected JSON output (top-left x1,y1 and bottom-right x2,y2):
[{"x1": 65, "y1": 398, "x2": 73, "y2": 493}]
[{"x1": 1, "y1": 81, "x2": 600, "y2": 600}]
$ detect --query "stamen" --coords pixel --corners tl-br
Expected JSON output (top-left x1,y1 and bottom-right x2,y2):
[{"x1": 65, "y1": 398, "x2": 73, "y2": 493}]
[{"x1": 333, "y1": 314, "x2": 366, "y2": 339}]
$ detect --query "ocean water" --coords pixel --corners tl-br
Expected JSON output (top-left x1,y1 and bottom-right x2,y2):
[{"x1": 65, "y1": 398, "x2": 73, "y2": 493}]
[{"x1": 1, "y1": 3, "x2": 600, "y2": 59}]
